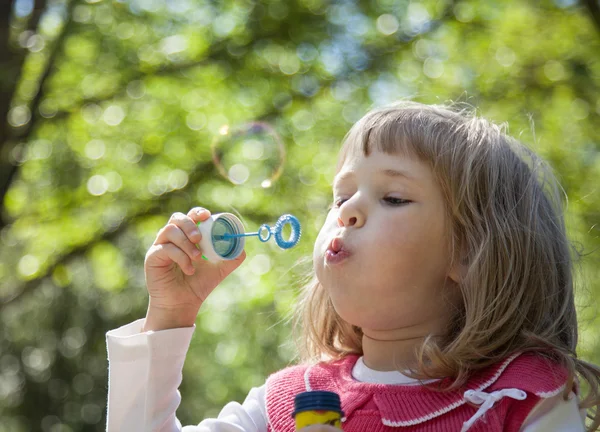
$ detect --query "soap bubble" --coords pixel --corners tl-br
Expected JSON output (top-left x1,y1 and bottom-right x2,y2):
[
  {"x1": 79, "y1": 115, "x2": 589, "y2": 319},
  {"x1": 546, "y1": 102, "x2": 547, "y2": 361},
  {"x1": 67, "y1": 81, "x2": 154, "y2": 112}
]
[{"x1": 211, "y1": 122, "x2": 285, "y2": 188}]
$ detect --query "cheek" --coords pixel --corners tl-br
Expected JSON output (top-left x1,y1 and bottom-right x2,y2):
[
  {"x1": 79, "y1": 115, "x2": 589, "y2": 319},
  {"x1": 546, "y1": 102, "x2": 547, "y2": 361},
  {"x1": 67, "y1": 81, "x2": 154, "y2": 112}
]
[
  {"x1": 372, "y1": 221, "x2": 415, "y2": 252},
  {"x1": 313, "y1": 221, "x2": 331, "y2": 264},
  {"x1": 368, "y1": 214, "x2": 443, "y2": 267},
  {"x1": 314, "y1": 213, "x2": 337, "y2": 246},
  {"x1": 313, "y1": 225, "x2": 328, "y2": 254}
]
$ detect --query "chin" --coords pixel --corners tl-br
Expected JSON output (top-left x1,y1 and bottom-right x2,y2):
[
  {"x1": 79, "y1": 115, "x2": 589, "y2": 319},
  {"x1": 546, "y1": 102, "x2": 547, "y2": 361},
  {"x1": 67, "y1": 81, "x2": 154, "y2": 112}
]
[{"x1": 326, "y1": 299, "x2": 360, "y2": 324}]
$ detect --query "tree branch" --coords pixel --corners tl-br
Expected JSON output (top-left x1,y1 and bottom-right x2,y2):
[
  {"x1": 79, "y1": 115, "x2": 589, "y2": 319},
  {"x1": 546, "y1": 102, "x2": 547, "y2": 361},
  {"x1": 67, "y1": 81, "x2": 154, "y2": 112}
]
[
  {"x1": 50, "y1": 55, "x2": 225, "y2": 121},
  {"x1": 0, "y1": 0, "x2": 47, "y2": 132},
  {"x1": 49, "y1": 0, "x2": 458, "y2": 122},
  {"x1": 0, "y1": 0, "x2": 77, "y2": 230},
  {"x1": 583, "y1": 0, "x2": 600, "y2": 35}
]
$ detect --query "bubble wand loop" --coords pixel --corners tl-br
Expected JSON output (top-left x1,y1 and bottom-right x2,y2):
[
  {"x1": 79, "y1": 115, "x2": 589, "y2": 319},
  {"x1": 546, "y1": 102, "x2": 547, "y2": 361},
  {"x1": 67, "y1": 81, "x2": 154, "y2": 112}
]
[{"x1": 197, "y1": 213, "x2": 301, "y2": 261}]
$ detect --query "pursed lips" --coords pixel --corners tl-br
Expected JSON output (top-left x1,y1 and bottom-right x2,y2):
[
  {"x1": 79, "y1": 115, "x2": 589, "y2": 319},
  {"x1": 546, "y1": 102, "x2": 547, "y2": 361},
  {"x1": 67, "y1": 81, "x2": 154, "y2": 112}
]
[
  {"x1": 328, "y1": 236, "x2": 346, "y2": 253},
  {"x1": 325, "y1": 237, "x2": 353, "y2": 264}
]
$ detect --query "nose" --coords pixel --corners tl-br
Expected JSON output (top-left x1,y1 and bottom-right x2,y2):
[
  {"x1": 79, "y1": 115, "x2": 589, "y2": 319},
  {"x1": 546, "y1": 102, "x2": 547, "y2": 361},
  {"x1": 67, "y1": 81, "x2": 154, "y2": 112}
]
[{"x1": 337, "y1": 198, "x2": 365, "y2": 228}]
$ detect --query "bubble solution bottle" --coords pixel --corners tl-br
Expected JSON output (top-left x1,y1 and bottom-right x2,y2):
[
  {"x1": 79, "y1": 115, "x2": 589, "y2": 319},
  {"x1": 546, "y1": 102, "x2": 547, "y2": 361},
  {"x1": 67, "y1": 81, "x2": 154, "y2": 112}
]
[{"x1": 292, "y1": 390, "x2": 344, "y2": 430}]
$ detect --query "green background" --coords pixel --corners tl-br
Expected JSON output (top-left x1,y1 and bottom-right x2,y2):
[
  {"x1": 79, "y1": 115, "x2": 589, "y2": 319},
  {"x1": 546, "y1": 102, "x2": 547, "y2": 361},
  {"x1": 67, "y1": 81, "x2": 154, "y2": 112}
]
[{"x1": 0, "y1": 0, "x2": 599, "y2": 430}]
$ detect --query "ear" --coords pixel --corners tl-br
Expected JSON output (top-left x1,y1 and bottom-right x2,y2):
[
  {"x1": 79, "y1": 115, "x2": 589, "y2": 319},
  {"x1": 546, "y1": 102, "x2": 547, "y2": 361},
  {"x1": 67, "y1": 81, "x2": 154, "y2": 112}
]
[
  {"x1": 448, "y1": 254, "x2": 468, "y2": 284},
  {"x1": 448, "y1": 265, "x2": 461, "y2": 284}
]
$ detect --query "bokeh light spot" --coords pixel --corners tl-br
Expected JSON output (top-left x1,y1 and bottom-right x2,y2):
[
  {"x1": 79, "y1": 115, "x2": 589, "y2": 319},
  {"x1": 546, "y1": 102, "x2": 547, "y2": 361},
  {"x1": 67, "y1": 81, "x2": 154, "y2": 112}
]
[
  {"x1": 105, "y1": 171, "x2": 123, "y2": 192},
  {"x1": 126, "y1": 80, "x2": 145, "y2": 99},
  {"x1": 376, "y1": 14, "x2": 399, "y2": 35},
  {"x1": 167, "y1": 169, "x2": 189, "y2": 190},
  {"x1": 291, "y1": 110, "x2": 315, "y2": 131},
  {"x1": 544, "y1": 60, "x2": 566, "y2": 81},
  {"x1": 453, "y1": 3, "x2": 475, "y2": 22},
  {"x1": 160, "y1": 34, "x2": 188, "y2": 56},
  {"x1": 87, "y1": 175, "x2": 109, "y2": 196},
  {"x1": 121, "y1": 142, "x2": 143, "y2": 163},
  {"x1": 228, "y1": 163, "x2": 250, "y2": 185},
  {"x1": 81, "y1": 103, "x2": 102, "y2": 124},
  {"x1": 81, "y1": 403, "x2": 102, "y2": 424},
  {"x1": 496, "y1": 46, "x2": 516, "y2": 68},
  {"x1": 423, "y1": 58, "x2": 444, "y2": 79},
  {"x1": 73, "y1": 373, "x2": 94, "y2": 395},
  {"x1": 18, "y1": 254, "x2": 40, "y2": 278},
  {"x1": 242, "y1": 139, "x2": 264, "y2": 160},
  {"x1": 103, "y1": 105, "x2": 126, "y2": 126},
  {"x1": 572, "y1": 99, "x2": 589, "y2": 120},
  {"x1": 85, "y1": 139, "x2": 106, "y2": 160},
  {"x1": 22, "y1": 346, "x2": 52, "y2": 374},
  {"x1": 186, "y1": 111, "x2": 207, "y2": 130},
  {"x1": 8, "y1": 106, "x2": 31, "y2": 127},
  {"x1": 250, "y1": 254, "x2": 271, "y2": 276},
  {"x1": 407, "y1": 3, "x2": 431, "y2": 34}
]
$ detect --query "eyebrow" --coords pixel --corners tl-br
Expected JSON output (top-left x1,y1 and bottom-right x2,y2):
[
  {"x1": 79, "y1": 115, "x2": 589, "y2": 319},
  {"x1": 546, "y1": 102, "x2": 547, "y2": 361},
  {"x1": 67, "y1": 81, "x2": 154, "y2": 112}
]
[{"x1": 333, "y1": 169, "x2": 415, "y2": 188}]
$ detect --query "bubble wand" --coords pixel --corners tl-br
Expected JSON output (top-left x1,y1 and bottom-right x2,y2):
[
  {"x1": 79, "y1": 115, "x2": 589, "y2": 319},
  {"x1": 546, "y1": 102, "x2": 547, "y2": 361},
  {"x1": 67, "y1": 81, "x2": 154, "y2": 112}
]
[{"x1": 197, "y1": 213, "x2": 301, "y2": 261}]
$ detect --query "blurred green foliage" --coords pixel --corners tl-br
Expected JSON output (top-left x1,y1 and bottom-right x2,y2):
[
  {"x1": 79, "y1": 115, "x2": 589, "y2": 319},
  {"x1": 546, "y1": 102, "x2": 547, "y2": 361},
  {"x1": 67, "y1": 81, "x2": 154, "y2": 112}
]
[{"x1": 0, "y1": 0, "x2": 599, "y2": 431}]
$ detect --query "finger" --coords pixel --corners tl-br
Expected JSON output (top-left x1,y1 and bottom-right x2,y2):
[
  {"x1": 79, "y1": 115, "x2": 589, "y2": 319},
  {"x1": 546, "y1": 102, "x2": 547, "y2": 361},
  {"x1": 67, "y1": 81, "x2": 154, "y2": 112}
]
[
  {"x1": 164, "y1": 212, "x2": 204, "y2": 246},
  {"x1": 147, "y1": 243, "x2": 196, "y2": 275},
  {"x1": 187, "y1": 207, "x2": 212, "y2": 224},
  {"x1": 155, "y1": 223, "x2": 203, "y2": 262}
]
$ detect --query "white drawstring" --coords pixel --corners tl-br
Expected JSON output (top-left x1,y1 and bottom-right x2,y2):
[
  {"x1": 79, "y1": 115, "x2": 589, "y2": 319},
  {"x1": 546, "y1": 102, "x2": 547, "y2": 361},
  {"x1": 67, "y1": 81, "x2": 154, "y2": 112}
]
[{"x1": 461, "y1": 388, "x2": 527, "y2": 432}]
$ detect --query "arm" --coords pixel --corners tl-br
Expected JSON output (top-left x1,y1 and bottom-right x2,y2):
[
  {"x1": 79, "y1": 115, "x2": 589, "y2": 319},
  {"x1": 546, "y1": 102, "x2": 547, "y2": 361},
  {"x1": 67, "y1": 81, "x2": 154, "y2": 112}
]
[
  {"x1": 106, "y1": 207, "x2": 253, "y2": 431},
  {"x1": 106, "y1": 319, "x2": 193, "y2": 432},
  {"x1": 106, "y1": 320, "x2": 269, "y2": 432}
]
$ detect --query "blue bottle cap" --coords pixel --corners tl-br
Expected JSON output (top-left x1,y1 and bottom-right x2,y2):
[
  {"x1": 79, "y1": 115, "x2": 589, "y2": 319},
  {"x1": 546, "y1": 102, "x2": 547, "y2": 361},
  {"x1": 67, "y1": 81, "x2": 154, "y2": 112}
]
[{"x1": 292, "y1": 390, "x2": 344, "y2": 417}]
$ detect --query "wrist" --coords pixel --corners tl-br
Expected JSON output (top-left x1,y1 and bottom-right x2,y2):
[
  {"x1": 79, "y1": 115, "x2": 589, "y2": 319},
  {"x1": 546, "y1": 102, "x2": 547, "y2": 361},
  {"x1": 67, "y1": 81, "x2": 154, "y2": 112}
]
[{"x1": 142, "y1": 302, "x2": 200, "y2": 332}]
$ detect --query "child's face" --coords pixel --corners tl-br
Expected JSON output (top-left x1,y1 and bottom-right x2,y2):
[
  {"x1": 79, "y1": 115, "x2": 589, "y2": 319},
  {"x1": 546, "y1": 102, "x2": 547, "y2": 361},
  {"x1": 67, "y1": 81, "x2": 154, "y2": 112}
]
[{"x1": 313, "y1": 149, "x2": 460, "y2": 334}]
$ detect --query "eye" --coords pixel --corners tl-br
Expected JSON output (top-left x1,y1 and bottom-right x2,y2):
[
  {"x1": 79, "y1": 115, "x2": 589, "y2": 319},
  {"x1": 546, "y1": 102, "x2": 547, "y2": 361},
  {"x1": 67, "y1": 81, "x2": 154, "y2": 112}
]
[
  {"x1": 332, "y1": 197, "x2": 347, "y2": 208},
  {"x1": 384, "y1": 197, "x2": 410, "y2": 206},
  {"x1": 330, "y1": 196, "x2": 409, "y2": 210}
]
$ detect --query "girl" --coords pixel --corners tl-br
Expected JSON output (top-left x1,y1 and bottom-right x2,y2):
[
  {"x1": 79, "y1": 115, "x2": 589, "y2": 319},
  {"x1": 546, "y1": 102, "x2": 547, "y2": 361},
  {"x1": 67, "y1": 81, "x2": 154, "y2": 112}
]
[{"x1": 106, "y1": 101, "x2": 600, "y2": 431}]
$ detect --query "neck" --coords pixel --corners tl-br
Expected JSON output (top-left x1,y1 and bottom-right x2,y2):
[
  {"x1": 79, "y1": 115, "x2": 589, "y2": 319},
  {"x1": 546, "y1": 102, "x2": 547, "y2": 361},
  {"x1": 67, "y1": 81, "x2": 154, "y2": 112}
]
[
  {"x1": 360, "y1": 316, "x2": 451, "y2": 372},
  {"x1": 361, "y1": 332, "x2": 426, "y2": 372}
]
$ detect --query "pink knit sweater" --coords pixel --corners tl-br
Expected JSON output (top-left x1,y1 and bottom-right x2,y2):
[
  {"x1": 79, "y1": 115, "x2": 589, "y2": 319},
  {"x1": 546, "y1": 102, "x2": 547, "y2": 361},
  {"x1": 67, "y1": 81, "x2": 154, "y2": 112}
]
[{"x1": 265, "y1": 352, "x2": 569, "y2": 432}]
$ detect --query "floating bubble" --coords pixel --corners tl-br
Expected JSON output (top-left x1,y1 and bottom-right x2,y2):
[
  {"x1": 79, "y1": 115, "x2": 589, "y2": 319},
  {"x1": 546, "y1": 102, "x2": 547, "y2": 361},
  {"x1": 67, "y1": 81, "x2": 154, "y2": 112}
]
[{"x1": 211, "y1": 122, "x2": 285, "y2": 188}]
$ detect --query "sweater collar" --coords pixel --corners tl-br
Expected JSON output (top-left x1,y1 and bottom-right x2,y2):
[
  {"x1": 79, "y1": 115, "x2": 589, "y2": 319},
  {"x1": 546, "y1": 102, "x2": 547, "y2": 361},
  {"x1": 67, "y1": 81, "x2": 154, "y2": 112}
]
[
  {"x1": 352, "y1": 356, "x2": 440, "y2": 385},
  {"x1": 305, "y1": 353, "x2": 524, "y2": 427}
]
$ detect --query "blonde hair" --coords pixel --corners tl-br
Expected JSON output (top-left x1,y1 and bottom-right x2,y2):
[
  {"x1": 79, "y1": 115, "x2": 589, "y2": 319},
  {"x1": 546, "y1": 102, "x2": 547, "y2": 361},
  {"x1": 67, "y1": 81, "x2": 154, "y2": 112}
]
[{"x1": 293, "y1": 101, "x2": 600, "y2": 430}]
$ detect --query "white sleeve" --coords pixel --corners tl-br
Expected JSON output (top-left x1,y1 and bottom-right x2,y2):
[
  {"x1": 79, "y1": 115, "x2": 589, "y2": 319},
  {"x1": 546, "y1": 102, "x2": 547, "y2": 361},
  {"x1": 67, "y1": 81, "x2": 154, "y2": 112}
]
[
  {"x1": 106, "y1": 319, "x2": 269, "y2": 432},
  {"x1": 520, "y1": 392, "x2": 586, "y2": 432}
]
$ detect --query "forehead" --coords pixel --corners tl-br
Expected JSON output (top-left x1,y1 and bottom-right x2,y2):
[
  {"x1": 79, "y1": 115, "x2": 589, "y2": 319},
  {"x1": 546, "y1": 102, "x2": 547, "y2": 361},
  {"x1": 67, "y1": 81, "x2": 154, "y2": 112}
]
[
  {"x1": 333, "y1": 150, "x2": 431, "y2": 188},
  {"x1": 335, "y1": 109, "x2": 424, "y2": 171}
]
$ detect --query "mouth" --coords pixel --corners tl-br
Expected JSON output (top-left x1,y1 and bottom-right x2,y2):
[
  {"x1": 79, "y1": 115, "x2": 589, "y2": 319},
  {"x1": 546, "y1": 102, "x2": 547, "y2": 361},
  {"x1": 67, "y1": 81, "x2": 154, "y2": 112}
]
[{"x1": 325, "y1": 237, "x2": 351, "y2": 264}]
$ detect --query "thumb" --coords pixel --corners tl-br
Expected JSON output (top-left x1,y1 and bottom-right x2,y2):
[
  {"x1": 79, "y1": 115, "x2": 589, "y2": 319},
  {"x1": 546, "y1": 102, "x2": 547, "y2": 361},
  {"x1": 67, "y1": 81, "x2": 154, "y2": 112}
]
[{"x1": 219, "y1": 249, "x2": 247, "y2": 277}]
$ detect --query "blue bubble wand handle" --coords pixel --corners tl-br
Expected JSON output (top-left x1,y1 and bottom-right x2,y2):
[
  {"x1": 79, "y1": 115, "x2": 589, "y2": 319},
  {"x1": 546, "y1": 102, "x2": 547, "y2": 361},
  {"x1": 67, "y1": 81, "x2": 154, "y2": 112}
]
[{"x1": 197, "y1": 213, "x2": 301, "y2": 262}]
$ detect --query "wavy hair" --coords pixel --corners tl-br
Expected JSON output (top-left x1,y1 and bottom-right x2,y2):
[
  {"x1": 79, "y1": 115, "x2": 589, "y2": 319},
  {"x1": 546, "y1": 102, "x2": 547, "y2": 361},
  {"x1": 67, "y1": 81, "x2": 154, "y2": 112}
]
[{"x1": 293, "y1": 101, "x2": 600, "y2": 430}]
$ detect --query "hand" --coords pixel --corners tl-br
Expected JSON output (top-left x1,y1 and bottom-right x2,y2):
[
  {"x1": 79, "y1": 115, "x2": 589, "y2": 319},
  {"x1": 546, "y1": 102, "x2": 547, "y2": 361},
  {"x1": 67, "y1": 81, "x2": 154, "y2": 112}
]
[{"x1": 142, "y1": 207, "x2": 246, "y2": 331}]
